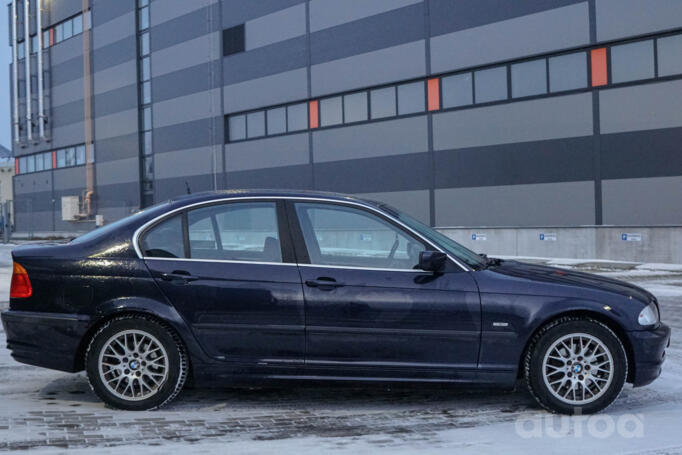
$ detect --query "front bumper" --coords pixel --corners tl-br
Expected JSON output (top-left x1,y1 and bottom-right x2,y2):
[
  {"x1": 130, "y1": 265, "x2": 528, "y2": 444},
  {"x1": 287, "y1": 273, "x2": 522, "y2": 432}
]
[
  {"x1": 1, "y1": 310, "x2": 90, "y2": 373},
  {"x1": 627, "y1": 323, "x2": 671, "y2": 387}
]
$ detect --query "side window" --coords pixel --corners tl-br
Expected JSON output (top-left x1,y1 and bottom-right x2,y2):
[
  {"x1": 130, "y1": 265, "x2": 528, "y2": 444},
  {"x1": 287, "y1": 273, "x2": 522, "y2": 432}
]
[
  {"x1": 141, "y1": 215, "x2": 184, "y2": 258},
  {"x1": 187, "y1": 202, "x2": 282, "y2": 263},
  {"x1": 295, "y1": 203, "x2": 426, "y2": 270}
]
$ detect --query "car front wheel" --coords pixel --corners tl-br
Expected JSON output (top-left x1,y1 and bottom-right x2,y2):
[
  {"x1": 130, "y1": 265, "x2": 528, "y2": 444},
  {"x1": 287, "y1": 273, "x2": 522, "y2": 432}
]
[
  {"x1": 85, "y1": 315, "x2": 188, "y2": 410},
  {"x1": 525, "y1": 317, "x2": 628, "y2": 414}
]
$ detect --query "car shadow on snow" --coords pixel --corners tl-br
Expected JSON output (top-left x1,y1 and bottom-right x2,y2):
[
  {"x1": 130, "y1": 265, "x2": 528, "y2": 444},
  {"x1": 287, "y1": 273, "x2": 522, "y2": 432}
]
[{"x1": 37, "y1": 373, "x2": 540, "y2": 414}]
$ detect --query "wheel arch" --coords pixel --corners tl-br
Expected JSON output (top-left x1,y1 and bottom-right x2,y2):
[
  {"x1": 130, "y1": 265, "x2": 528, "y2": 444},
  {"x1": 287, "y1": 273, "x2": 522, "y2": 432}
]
[
  {"x1": 73, "y1": 297, "x2": 207, "y2": 374},
  {"x1": 517, "y1": 309, "x2": 636, "y2": 384}
]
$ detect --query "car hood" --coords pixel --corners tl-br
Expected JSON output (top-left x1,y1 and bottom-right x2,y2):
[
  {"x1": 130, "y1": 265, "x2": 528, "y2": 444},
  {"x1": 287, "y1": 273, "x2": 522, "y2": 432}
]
[{"x1": 478, "y1": 260, "x2": 653, "y2": 303}]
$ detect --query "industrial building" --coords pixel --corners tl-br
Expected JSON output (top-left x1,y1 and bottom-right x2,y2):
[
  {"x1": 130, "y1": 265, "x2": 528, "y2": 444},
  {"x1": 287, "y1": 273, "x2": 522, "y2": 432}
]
[{"x1": 7, "y1": 0, "x2": 682, "y2": 260}]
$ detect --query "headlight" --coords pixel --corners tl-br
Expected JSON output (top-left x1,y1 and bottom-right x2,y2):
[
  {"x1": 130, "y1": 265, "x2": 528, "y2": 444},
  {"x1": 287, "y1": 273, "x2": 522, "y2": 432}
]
[{"x1": 638, "y1": 302, "x2": 660, "y2": 326}]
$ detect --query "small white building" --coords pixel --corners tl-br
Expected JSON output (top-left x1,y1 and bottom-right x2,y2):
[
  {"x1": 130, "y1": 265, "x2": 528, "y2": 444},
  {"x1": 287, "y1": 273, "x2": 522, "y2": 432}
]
[{"x1": 0, "y1": 145, "x2": 15, "y2": 232}]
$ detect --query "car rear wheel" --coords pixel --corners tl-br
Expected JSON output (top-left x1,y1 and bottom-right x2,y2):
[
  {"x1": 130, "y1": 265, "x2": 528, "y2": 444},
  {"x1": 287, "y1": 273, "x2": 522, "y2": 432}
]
[
  {"x1": 525, "y1": 317, "x2": 627, "y2": 414},
  {"x1": 85, "y1": 316, "x2": 188, "y2": 410}
]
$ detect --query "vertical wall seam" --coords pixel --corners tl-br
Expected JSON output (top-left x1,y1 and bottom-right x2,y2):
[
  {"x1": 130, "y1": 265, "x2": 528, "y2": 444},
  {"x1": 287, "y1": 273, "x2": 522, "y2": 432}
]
[
  {"x1": 305, "y1": 0, "x2": 314, "y2": 190},
  {"x1": 424, "y1": 0, "x2": 436, "y2": 226}
]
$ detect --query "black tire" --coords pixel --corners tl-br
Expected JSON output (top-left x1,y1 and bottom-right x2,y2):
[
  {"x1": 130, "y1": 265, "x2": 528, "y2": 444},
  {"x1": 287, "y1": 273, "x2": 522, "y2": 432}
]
[
  {"x1": 85, "y1": 315, "x2": 188, "y2": 410},
  {"x1": 524, "y1": 317, "x2": 627, "y2": 415}
]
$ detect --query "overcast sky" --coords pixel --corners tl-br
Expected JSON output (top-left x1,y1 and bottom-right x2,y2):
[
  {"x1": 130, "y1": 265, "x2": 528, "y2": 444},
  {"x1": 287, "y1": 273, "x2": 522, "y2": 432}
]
[{"x1": 0, "y1": 6, "x2": 10, "y2": 151}]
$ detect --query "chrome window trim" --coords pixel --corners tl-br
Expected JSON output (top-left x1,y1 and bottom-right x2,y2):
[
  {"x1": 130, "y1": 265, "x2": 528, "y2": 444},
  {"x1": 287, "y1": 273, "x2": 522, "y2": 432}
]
[
  {"x1": 143, "y1": 257, "x2": 294, "y2": 267},
  {"x1": 132, "y1": 196, "x2": 471, "y2": 272},
  {"x1": 143, "y1": 257, "x2": 423, "y2": 273}
]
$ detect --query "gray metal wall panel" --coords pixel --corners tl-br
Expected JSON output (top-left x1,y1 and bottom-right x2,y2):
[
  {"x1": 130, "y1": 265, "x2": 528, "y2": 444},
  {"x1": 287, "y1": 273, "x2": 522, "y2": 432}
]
[
  {"x1": 435, "y1": 136, "x2": 595, "y2": 188},
  {"x1": 355, "y1": 190, "x2": 431, "y2": 224},
  {"x1": 222, "y1": 0, "x2": 306, "y2": 28},
  {"x1": 48, "y1": 0, "x2": 82, "y2": 25},
  {"x1": 49, "y1": 35, "x2": 83, "y2": 66},
  {"x1": 246, "y1": 3, "x2": 306, "y2": 51},
  {"x1": 153, "y1": 88, "x2": 221, "y2": 129},
  {"x1": 224, "y1": 164, "x2": 314, "y2": 190},
  {"x1": 95, "y1": 181, "x2": 140, "y2": 209},
  {"x1": 151, "y1": 0, "x2": 217, "y2": 27},
  {"x1": 51, "y1": 77, "x2": 84, "y2": 107},
  {"x1": 51, "y1": 56, "x2": 84, "y2": 87},
  {"x1": 313, "y1": 116, "x2": 429, "y2": 163},
  {"x1": 435, "y1": 181, "x2": 595, "y2": 227},
  {"x1": 310, "y1": 3, "x2": 425, "y2": 65},
  {"x1": 93, "y1": 10, "x2": 135, "y2": 50},
  {"x1": 14, "y1": 210, "x2": 54, "y2": 232},
  {"x1": 596, "y1": 0, "x2": 682, "y2": 42},
  {"x1": 226, "y1": 133, "x2": 309, "y2": 172},
  {"x1": 151, "y1": 3, "x2": 220, "y2": 52},
  {"x1": 152, "y1": 61, "x2": 221, "y2": 103},
  {"x1": 52, "y1": 166, "x2": 86, "y2": 191},
  {"x1": 155, "y1": 146, "x2": 223, "y2": 180},
  {"x1": 314, "y1": 153, "x2": 431, "y2": 193},
  {"x1": 14, "y1": 190, "x2": 54, "y2": 212},
  {"x1": 92, "y1": 35, "x2": 137, "y2": 73},
  {"x1": 51, "y1": 99, "x2": 84, "y2": 128},
  {"x1": 95, "y1": 157, "x2": 140, "y2": 186},
  {"x1": 94, "y1": 60, "x2": 138, "y2": 95},
  {"x1": 310, "y1": 0, "x2": 422, "y2": 32},
  {"x1": 94, "y1": 108, "x2": 138, "y2": 141},
  {"x1": 599, "y1": 79, "x2": 682, "y2": 134},
  {"x1": 13, "y1": 173, "x2": 52, "y2": 195},
  {"x1": 311, "y1": 40, "x2": 426, "y2": 97},
  {"x1": 51, "y1": 121, "x2": 85, "y2": 149},
  {"x1": 601, "y1": 128, "x2": 682, "y2": 180},
  {"x1": 93, "y1": 84, "x2": 139, "y2": 118},
  {"x1": 153, "y1": 117, "x2": 224, "y2": 155},
  {"x1": 222, "y1": 36, "x2": 308, "y2": 85},
  {"x1": 433, "y1": 93, "x2": 593, "y2": 150},
  {"x1": 223, "y1": 67, "x2": 308, "y2": 114},
  {"x1": 602, "y1": 176, "x2": 682, "y2": 225},
  {"x1": 429, "y1": 0, "x2": 586, "y2": 36},
  {"x1": 155, "y1": 173, "x2": 219, "y2": 204},
  {"x1": 95, "y1": 133, "x2": 140, "y2": 163},
  {"x1": 430, "y1": 3, "x2": 590, "y2": 73},
  {"x1": 152, "y1": 32, "x2": 220, "y2": 78},
  {"x1": 92, "y1": 0, "x2": 135, "y2": 27}
]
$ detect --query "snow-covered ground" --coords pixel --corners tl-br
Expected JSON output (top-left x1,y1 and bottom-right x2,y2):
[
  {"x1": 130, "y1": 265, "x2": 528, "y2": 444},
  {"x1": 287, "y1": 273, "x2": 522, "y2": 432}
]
[{"x1": 0, "y1": 243, "x2": 681, "y2": 454}]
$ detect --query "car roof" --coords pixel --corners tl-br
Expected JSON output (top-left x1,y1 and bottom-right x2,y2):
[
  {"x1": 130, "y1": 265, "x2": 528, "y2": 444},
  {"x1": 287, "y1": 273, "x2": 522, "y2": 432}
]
[{"x1": 166, "y1": 189, "x2": 382, "y2": 209}]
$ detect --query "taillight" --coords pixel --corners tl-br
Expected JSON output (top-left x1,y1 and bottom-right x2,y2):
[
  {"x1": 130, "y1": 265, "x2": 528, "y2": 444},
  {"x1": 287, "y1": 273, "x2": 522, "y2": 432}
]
[{"x1": 10, "y1": 261, "x2": 32, "y2": 299}]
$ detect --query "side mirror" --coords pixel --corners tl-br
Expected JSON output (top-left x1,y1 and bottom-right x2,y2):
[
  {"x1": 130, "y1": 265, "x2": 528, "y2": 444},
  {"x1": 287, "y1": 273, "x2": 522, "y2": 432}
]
[{"x1": 418, "y1": 250, "x2": 447, "y2": 272}]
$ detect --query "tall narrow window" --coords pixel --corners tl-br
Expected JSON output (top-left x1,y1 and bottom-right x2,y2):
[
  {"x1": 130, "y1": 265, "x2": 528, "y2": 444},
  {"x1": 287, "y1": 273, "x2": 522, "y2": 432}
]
[
  {"x1": 137, "y1": 0, "x2": 154, "y2": 207},
  {"x1": 591, "y1": 48, "x2": 608, "y2": 87},
  {"x1": 223, "y1": 24, "x2": 245, "y2": 56}
]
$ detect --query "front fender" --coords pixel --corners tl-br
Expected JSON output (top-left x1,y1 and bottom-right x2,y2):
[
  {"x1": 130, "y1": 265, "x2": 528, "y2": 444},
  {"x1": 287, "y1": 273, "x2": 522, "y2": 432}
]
[{"x1": 478, "y1": 292, "x2": 631, "y2": 374}]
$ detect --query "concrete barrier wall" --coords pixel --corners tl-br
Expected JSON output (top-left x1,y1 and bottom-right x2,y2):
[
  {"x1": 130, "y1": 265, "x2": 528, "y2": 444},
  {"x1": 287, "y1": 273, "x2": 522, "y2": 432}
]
[{"x1": 437, "y1": 226, "x2": 682, "y2": 264}]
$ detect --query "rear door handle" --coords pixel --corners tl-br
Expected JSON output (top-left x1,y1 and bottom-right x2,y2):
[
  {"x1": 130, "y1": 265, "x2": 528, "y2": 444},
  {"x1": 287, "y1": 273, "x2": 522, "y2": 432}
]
[
  {"x1": 161, "y1": 270, "x2": 198, "y2": 283},
  {"x1": 305, "y1": 278, "x2": 345, "y2": 290}
]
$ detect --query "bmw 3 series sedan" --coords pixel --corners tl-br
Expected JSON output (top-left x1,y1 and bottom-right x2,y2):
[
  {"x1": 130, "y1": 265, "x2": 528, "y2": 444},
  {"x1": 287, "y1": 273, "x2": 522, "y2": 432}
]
[{"x1": 1, "y1": 190, "x2": 670, "y2": 413}]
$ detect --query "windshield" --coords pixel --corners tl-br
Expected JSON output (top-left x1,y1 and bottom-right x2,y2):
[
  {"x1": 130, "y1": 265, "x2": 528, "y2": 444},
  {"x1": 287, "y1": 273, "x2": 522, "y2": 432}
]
[{"x1": 382, "y1": 205, "x2": 487, "y2": 270}]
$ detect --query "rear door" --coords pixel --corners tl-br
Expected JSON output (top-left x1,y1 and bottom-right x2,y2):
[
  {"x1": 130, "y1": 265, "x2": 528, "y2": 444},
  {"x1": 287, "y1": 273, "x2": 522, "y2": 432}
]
[
  {"x1": 140, "y1": 200, "x2": 305, "y2": 367},
  {"x1": 288, "y1": 201, "x2": 481, "y2": 376}
]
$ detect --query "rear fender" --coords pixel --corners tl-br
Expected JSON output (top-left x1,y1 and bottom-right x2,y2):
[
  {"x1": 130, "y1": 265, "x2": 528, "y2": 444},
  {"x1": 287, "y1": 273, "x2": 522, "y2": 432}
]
[{"x1": 89, "y1": 297, "x2": 212, "y2": 365}]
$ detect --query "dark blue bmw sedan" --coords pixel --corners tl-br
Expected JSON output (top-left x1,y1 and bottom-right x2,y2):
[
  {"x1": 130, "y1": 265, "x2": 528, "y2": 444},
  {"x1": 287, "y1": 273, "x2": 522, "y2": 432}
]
[{"x1": 1, "y1": 190, "x2": 670, "y2": 413}]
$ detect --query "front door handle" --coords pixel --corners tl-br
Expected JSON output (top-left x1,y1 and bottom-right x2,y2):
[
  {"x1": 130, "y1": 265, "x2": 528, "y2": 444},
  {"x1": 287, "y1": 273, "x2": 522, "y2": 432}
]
[
  {"x1": 161, "y1": 270, "x2": 198, "y2": 283},
  {"x1": 305, "y1": 277, "x2": 345, "y2": 290}
]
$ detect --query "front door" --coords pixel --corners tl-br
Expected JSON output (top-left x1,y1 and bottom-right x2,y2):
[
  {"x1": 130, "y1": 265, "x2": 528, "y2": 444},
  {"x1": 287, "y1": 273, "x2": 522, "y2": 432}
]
[
  {"x1": 289, "y1": 201, "x2": 481, "y2": 377},
  {"x1": 140, "y1": 200, "x2": 305, "y2": 367}
]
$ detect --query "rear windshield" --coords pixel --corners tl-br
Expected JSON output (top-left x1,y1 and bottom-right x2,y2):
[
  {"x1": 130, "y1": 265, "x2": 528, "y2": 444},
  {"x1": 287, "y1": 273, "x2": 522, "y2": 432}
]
[{"x1": 70, "y1": 202, "x2": 169, "y2": 245}]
